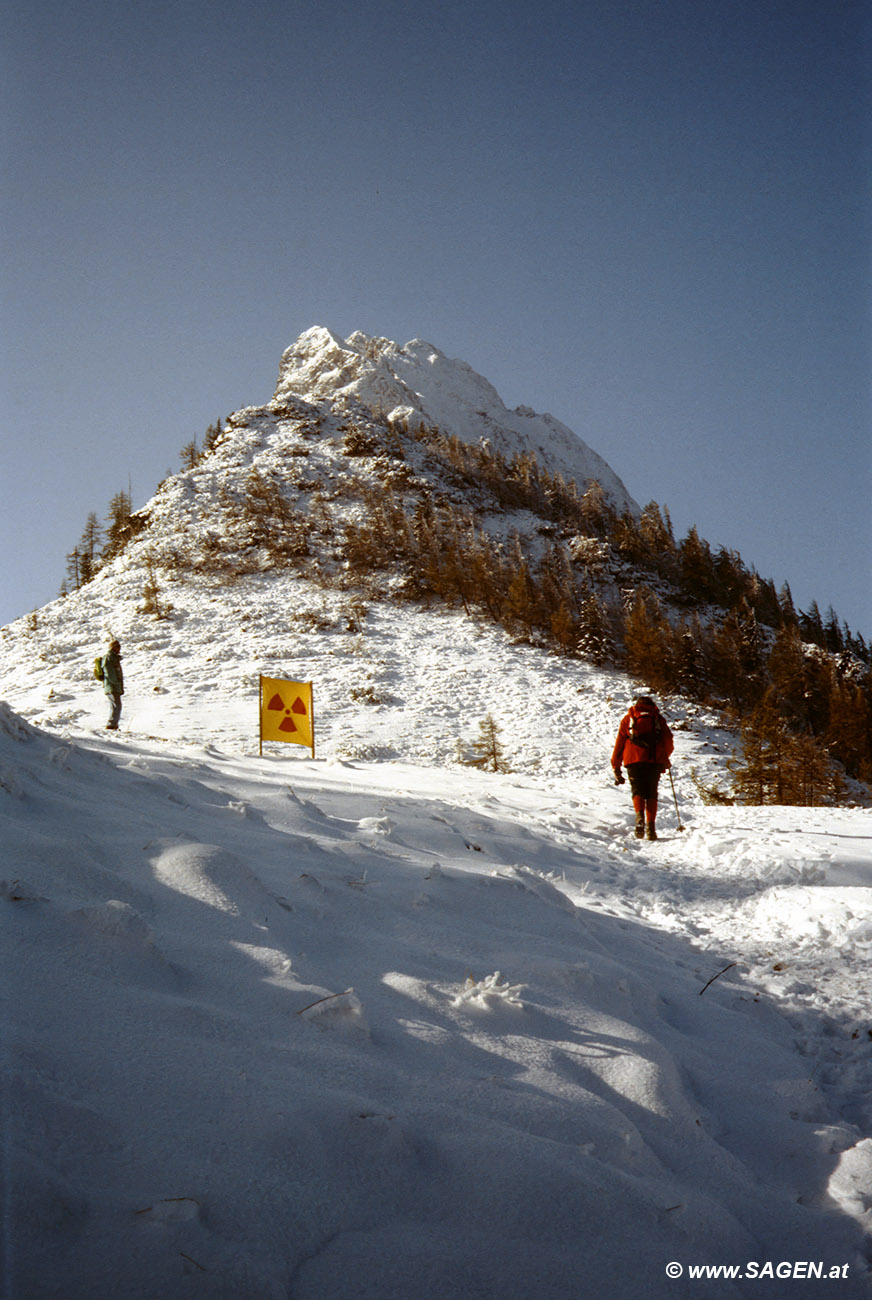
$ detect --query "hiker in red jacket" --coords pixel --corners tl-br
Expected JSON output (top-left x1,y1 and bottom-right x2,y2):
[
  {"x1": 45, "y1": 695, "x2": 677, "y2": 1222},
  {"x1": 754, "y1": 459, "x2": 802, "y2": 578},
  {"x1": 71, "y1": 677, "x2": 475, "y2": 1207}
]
[{"x1": 611, "y1": 696, "x2": 674, "y2": 840}]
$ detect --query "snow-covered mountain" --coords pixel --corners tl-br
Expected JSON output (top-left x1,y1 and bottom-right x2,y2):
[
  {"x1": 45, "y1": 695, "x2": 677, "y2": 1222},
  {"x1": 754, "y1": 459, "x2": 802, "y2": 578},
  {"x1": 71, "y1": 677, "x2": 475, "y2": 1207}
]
[
  {"x1": 0, "y1": 325, "x2": 645, "y2": 752},
  {"x1": 2, "y1": 328, "x2": 871, "y2": 1297},
  {"x1": 0, "y1": 325, "x2": 632, "y2": 766},
  {"x1": 272, "y1": 327, "x2": 636, "y2": 513}
]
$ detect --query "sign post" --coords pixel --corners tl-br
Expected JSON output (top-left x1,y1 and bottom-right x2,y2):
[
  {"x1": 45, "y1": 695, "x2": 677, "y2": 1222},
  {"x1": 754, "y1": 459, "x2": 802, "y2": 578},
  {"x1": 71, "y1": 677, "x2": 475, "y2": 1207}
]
[{"x1": 259, "y1": 676, "x2": 315, "y2": 758}]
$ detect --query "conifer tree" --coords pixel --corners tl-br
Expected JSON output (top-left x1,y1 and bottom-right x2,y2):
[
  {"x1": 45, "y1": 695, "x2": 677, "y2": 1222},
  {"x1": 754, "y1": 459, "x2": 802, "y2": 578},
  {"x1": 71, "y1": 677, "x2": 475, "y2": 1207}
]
[
  {"x1": 576, "y1": 583, "x2": 613, "y2": 665},
  {"x1": 824, "y1": 680, "x2": 871, "y2": 781},
  {"x1": 579, "y1": 480, "x2": 612, "y2": 536},
  {"x1": 709, "y1": 603, "x2": 764, "y2": 707},
  {"x1": 65, "y1": 545, "x2": 83, "y2": 592},
  {"x1": 767, "y1": 624, "x2": 807, "y2": 723},
  {"x1": 789, "y1": 730, "x2": 843, "y2": 806},
  {"x1": 778, "y1": 582, "x2": 798, "y2": 626},
  {"x1": 425, "y1": 510, "x2": 476, "y2": 614},
  {"x1": 823, "y1": 606, "x2": 845, "y2": 653},
  {"x1": 503, "y1": 537, "x2": 539, "y2": 639},
  {"x1": 729, "y1": 690, "x2": 840, "y2": 805},
  {"x1": 202, "y1": 419, "x2": 224, "y2": 453},
  {"x1": 468, "y1": 714, "x2": 510, "y2": 773},
  {"x1": 639, "y1": 500, "x2": 674, "y2": 552},
  {"x1": 638, "y1": 501, "x2": 677, "y2": 578},
  {"x1": 410, "y1": 498, "x2": 437, "y2": 556},
  {"x1": 801, "y1": 652, "x2": 835, "y2": 737},
  {"x1": 103, "y1": 488, "x2": 134, "y2": 560},
  {"x1": 712, "y1": 548, "x2": 747, "y2": 608},
  {"x1": 799, "y1": 601, "x2": 825, "y2": 647},
  {"x1": 611, "y1": 510, "x2": 648, "y2": 564},
  {"x1": 752, "y1": 575, "x2": 781, "y2": 627},
  {"x1": 504, "y1": 564, "x2": 536, "y2": 637},
  {"x1": 679, "y1": 526, "x2": 716, "y2": 602},
  {"x1": 78, "y1": 511, "x2": 103, "y2": 584},
  {"x1": 140, "y1": 553, "x2": 173, "y2": 620},
  {"x1": 81, "y1": 510, "x2": 103, "y2": 555},
  {"x1": 549, "y1": 600, "x2": 578, "y2": 655},
  {"x1": 728, "y1": 692, "x2": 797, "y2": 804},
  {"x1": 623, "y1": 591, "x2": 672, "y2": 690},
  {"x1": 538, "y1": 542, "x2": 575, "y2": 618},
  {"x1": 241, "y1": 468, "x2": 310, "y2": 561},
  {"x1": 674, "y1": 617, "x2": 706, "y2": 698},
  {"x1": 180, "y1": 437, "x2": 200, "y2": 470},
  {"x1": 467, "y1": 530, "x2": 505, "y2": 621}
]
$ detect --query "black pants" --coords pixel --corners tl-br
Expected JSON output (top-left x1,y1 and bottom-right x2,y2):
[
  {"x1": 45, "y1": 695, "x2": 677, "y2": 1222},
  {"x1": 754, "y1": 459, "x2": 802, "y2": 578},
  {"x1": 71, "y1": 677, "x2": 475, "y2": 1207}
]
[{"x1": 625, "y1": 763, "x2": 661, "y2": 800}]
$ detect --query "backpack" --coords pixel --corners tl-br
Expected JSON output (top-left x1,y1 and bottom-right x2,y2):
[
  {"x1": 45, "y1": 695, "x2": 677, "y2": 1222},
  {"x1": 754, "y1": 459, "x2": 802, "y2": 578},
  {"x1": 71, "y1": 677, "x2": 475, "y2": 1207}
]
[
  {"x1": 93, "y1": 656, "x2": 104, "y2": 682},
  {"x1": 629, "y1": 704, "x2": 661, "y2": 757}
]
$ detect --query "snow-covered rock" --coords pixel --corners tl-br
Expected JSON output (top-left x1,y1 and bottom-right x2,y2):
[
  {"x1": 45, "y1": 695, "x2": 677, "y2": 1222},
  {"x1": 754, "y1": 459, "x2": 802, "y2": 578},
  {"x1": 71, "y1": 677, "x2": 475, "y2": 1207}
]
[{"x1": 274, "y1": 326, "x2": 637, "y2": 511}]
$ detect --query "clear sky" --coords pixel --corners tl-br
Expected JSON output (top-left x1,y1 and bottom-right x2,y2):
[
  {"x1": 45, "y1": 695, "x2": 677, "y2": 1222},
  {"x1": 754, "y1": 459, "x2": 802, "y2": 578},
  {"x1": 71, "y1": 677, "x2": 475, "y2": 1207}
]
[{"x1": 2, "y1": 0, "x2": 869, "y2": 638}]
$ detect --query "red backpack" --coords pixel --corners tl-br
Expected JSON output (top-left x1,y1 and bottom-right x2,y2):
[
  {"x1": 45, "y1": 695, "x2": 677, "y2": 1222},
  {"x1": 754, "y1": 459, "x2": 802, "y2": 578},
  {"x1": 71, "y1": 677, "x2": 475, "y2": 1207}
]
[{"x1": 629, "y1": 702, "x2": 662, "y2": 758}]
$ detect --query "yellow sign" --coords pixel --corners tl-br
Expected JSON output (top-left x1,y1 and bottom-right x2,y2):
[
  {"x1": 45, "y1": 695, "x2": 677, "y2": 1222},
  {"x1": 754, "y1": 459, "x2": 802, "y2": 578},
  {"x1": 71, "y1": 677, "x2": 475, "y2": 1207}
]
[{"x1": 259, "y1": 676, "x2": 314, "y2": 756}]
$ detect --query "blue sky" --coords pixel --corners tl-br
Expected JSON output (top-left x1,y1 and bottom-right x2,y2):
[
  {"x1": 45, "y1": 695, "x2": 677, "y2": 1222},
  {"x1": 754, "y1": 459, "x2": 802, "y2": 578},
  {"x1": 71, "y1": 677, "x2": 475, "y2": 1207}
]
[{"x1": 2, "y1": 0, "x2": 869, "y2": 637}]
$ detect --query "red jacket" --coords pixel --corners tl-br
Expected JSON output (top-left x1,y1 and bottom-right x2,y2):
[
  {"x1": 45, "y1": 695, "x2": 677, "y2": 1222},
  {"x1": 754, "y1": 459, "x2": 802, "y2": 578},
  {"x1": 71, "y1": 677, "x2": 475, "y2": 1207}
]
[{"x1": 612, "y1": 702, "x2": 674, "y2": 770}]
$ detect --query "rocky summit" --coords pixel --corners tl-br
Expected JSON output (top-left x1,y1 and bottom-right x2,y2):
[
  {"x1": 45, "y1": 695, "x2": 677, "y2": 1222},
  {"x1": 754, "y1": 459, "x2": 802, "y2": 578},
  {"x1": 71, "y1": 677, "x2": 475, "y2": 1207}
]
[{"x1": 272, "y1": 327, "x2": 636, "y2": 512}]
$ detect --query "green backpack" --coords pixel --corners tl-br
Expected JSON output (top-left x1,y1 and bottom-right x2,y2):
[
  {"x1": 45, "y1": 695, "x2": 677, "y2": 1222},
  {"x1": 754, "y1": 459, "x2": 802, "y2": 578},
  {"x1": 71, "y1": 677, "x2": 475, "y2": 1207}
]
[{"x1": 93, "y1": 656, "x2": 104, "y2": 682}]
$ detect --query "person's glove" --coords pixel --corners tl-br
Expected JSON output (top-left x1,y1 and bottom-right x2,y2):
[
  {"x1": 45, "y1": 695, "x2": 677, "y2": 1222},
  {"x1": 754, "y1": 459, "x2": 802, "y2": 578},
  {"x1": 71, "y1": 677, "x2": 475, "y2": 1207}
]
[{"x1": 613, "y1": 768, "x2": 625, "y2": 785}]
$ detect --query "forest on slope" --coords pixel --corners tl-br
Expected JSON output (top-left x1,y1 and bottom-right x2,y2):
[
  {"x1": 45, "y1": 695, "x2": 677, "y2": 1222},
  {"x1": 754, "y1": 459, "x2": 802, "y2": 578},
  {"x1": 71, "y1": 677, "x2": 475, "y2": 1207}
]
[{"x1": 61, "y1": 403, "x2": 872, "y2": 802}]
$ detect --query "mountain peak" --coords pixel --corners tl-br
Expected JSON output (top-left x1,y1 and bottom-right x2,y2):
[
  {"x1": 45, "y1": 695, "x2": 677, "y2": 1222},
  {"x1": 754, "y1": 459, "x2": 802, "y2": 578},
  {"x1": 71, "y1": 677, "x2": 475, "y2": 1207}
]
[{"x1": 274, "y1": 328, "x2": 636, "y2": 512}]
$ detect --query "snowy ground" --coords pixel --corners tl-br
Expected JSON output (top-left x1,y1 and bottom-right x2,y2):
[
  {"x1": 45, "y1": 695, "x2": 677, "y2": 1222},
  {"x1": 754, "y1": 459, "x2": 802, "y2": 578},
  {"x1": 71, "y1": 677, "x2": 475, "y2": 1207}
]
[{"x1": 1, "y1": 576, "x2": 871, "y2": 1298}]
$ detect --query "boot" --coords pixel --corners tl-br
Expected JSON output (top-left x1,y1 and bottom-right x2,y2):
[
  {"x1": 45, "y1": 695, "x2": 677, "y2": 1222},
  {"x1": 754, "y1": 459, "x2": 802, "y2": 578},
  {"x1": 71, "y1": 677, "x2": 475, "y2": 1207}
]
[
  {"x1": 634, "y1": 812, "x2": 645, "y2": 838},
  {"x1": 646, "y1": 823, "x2": 658, "y2": 841}
]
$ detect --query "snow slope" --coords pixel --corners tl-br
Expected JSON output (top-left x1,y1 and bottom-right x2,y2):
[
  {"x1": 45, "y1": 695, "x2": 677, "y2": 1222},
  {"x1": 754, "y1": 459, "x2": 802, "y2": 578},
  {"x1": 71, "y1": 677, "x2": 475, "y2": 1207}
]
[
  {"x1": 2, "y1": 578, "x2": 871, "y2": 1299},
  {"x1": 1, "y1": 325, "x2": 869, "y2": 1296}
]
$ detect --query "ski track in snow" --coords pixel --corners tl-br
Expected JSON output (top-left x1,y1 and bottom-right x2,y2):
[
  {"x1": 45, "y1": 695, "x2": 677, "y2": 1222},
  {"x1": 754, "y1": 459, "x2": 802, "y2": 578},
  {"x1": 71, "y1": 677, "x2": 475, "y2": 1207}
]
[{"x1": 1, "y1": 574, "x2": 871, "y2": 1299}]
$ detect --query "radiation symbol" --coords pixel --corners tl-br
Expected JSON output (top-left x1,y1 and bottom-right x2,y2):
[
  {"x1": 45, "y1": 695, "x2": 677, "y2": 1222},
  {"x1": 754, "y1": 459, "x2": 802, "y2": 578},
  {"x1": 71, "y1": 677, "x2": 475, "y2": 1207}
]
[
  {"x1": 267, "y1": 692, "x2": 308, "y2": 733},
  {"x1": 260, "y1": 677, "x2": 314, "y2": 751}
]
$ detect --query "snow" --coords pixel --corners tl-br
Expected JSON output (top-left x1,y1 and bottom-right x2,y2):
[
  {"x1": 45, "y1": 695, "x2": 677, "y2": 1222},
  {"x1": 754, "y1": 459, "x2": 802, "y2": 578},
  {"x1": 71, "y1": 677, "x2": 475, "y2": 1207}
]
[
  {"x1": 2, "y1": 581, "x2": 871, "y2": 1299},
  {"x1": 1, "y1": 325, "x2": 870, "y2": 1295},
  {"x1": 273, "y1": 327, "x2": 638, "y2": 513}
]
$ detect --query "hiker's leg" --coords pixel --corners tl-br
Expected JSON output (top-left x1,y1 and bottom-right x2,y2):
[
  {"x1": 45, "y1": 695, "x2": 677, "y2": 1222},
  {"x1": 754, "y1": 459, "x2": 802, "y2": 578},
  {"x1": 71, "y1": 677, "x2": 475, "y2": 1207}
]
[
  {"x1": 107, "y1": 691, "x2": 122, "y2": 729},
  {"x1": 627, "y1": 767, "x2": 648, "y2": 836},
  {"x1": 645, "y1": 771, "x2": 661, "y2": 839}
]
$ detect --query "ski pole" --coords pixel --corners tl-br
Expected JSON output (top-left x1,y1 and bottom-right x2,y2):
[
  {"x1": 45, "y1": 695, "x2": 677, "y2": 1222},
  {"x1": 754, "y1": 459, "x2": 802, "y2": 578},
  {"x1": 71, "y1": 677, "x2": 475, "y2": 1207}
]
[{"x1": 668, "y1": 768, "x2": 684, "y2": 831}]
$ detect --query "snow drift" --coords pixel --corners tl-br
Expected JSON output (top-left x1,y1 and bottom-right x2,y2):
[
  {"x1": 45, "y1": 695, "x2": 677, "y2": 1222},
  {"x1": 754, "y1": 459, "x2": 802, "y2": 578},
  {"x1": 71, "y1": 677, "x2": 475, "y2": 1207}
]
[{"x1": 1, "y1": 688, "x2": 871, "y2": 1297}]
